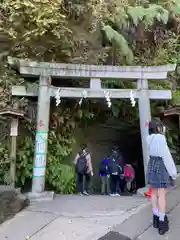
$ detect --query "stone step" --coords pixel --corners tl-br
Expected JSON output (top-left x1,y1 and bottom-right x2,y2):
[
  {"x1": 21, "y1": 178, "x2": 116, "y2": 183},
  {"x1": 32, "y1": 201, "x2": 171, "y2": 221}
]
[{"x1": 0, "y1": 185, "x2": 28, "y2": 224}]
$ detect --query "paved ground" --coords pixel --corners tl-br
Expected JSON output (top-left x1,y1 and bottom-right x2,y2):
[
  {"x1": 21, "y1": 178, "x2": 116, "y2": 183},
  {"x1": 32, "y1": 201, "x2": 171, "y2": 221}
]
[
  {"x1": 1, "y1": 183, "x2": 180, "y2": 240},
  {"x1": 135, "y1": 178, "x2": 180, "y2": 240},
  {"x1": 138, "y1": 199, "x2": 180, "y2": 240},
  {"x1": 0, "y1": 195, "x2": 147, "y2": 240}
]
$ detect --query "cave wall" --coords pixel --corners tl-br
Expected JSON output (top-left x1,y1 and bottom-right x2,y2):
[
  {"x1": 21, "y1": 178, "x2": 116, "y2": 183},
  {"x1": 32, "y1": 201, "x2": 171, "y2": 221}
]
[
  {"x1": 85, "y1": 125, "x2": 123, "y2": 192},
  {"x1": 71, "y1": 122, "x2": 144, "y2": 192}
]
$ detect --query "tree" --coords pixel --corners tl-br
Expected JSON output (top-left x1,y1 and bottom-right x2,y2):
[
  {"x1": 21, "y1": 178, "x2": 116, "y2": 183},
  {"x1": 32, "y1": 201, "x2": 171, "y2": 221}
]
[
  {"x1": 0, "y1": 0, "x2": 72, "y2": 61},
  {"x1": 0, "y1": 0, "x2": 180, "y2": 65}
]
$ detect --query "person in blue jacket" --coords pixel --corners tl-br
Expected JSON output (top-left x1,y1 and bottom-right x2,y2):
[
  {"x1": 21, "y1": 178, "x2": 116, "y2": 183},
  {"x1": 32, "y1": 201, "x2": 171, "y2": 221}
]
[{"x1": 99, "y1": 158, "x2": 110, "y2": 195}]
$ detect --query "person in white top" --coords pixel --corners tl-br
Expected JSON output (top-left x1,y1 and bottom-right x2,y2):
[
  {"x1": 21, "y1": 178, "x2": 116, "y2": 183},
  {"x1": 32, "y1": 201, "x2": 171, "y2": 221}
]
[
  {"x1": 146, "y1": 118, "x2": 177, "y2": 235},
  {"x1": 74, "y1": 144, "x2": 93, "y2": 196}
]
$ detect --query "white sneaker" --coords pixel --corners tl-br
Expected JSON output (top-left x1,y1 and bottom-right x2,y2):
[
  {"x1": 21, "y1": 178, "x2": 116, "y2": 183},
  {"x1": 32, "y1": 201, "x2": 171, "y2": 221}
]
[
  {"x1": 83, "y1": 191, "x2": 89, "y2": 196},
  {"x1": 110, "y1": 193, "x2": 116, "y2": 197},
  {"x1": 115, "y1": 193, "x2": 121, "y2": 196}
]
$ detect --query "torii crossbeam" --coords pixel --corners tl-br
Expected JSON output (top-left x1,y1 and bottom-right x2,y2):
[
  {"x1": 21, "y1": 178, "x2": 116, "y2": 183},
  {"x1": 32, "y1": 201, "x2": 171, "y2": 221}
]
[{"x1": 8, "y1": 56, "x2": 176, "y2": 196}]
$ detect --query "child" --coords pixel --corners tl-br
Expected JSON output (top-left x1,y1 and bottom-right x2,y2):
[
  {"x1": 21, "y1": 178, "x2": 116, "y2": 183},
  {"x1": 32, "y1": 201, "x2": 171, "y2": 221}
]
[
  {"x1": 99, "y1": 158, "x2": 110, "y2": 195},
  {"x1": 130, "y1": 160, "x2": 138, "y2": 193},
  {"x1": 123, "y1": 164, "x2": 136, "y2": 194},
  {"x1": 146, "y1": 119, "x2": 177, "y2": 235}
]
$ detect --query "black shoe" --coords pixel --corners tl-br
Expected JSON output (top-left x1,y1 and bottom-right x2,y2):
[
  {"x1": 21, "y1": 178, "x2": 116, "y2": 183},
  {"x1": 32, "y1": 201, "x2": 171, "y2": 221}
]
[
  {"x1": 153, "y1": 215, "x2": 159, "y2": 228},
  {"x1": 158, "y1": 216, "x2": 169, "y2": 235},
  {"x1": 164, "y1": 215, "x2": 169, "y2": 224}
]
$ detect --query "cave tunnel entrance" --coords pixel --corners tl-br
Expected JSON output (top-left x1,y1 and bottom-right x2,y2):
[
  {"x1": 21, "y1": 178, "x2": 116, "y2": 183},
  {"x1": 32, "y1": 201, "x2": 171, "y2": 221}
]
[
  {"x1": 113, "y1": 128, "x2": 145, "y2": 189},
  {"x1": 83, "y1": 117, "x2": 145, "y2": 193}
]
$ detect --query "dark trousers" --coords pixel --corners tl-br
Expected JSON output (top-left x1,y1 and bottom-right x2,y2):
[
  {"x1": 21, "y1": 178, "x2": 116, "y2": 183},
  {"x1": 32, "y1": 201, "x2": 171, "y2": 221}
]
[
  {"x1": 101, "y1": 175, "x2": 110, "y2": 195},
  {"x1": 110, "y1": 175, "x2": 120, "y2": 194},
  {"x1": 76, "y1": 173, "x2": 91, "y2": 193},
  {"x1": 120, "y1": 178, "x2": 126, "y2": 192}
]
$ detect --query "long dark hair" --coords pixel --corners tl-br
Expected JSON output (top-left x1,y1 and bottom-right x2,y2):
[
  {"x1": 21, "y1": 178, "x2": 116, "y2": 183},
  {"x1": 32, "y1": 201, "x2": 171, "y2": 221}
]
[
  {"x1": 79, "y1": 144, "x2": 88, "y2": 155},
  {"x1": 149, "y1": 118, "x2": 164, "y2": 135}
]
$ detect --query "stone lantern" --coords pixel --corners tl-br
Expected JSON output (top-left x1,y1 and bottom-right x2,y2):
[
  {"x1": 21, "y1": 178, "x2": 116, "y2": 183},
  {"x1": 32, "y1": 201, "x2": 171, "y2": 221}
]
[{"x1": 0, "y1": 103, "x2": 25, "y2": 187}]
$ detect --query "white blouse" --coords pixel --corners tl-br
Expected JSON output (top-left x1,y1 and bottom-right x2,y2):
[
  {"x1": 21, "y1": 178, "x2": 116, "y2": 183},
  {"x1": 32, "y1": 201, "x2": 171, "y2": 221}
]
[{"x1": 146, "y1": 133, "x2": 177, "y2": 179}]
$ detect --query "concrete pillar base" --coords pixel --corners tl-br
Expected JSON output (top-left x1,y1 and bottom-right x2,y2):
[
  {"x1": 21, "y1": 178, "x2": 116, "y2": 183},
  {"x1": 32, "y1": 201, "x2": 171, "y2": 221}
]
[
  {"x1": 137, "y1": 186, "x2": 149, "y2": 197},
  {"x1": 176, "y1": 165, "x2": 180, "y2": 173},
  {"x1": 26, "y1": 191, "x2": 55, "y2": 202}
]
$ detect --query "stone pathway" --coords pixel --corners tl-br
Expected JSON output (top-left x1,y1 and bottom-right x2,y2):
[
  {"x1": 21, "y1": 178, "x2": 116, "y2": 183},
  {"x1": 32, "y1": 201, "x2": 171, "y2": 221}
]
[
  {"x1": 1, "y1": 185, "x2": 180, "y2": 240},
  {"x1": 0, "y1": 195, "x2": 147, "y2": 240},
  {"x1": 99, "y1": 178, "x2": 180, "y2": 240},
  {"x1": 138, "y1": 200, "x2": 180, "y2": 240}
]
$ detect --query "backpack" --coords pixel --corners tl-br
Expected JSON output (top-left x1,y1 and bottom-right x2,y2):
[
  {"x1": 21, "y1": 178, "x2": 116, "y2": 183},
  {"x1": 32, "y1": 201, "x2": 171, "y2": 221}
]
[
  {"x1": 99, "y1": 159, "x2": 109, "y2": 175},
  {"x1": 108, "y1": 157, "x2": 122, "y2": 175},
  {"x1": 76, "y1": 153, "x2": 88, "y2": 174},
  {"x1": 109, "y1": 151, "x2": 124, "y2": 175},
  {"x1": 124, "y1": 164, "x2": 135, "y2": 182}
]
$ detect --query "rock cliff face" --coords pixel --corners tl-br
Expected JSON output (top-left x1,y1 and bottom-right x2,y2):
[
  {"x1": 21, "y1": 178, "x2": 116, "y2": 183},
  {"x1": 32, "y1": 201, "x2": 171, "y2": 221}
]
[{"x1": 0, "y1": 186, "x2": 28, "y2": 224}]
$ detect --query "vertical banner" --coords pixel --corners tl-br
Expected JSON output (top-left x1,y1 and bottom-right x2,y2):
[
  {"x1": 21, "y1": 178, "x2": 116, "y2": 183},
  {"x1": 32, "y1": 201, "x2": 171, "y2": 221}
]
[{"x1": 33, "y1": 132, "x2": 48, "y2": 177}]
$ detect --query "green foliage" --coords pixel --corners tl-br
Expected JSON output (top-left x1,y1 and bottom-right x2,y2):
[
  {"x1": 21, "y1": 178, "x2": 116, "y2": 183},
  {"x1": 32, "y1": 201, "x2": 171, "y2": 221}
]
[
  {"x1": 16, "y1": 136, "x2": 34, "y2": 185},
  {"x1": 163, "y1": 0, "x2": 180, "y2": 17},
  {"x1": 0, "y1": 60, "x2": 24, "y2": 108},
  {"x1": 0, "y1": 134, "x2": 34, "y2": 185},
  {"x1": 0, "y1": 142, "x2": 9, "y2": 184},
  {"x1": 1, "y1": 0, "x2": 180, "y2": 64},
  {"x1": 0, "y1": 0, "x2": 72, "y2": 60},
  {"x1": 127, "y1": 5, "x2": 169, "y2": 27},
  {"x1": 172, "y1": 90, "x2": 180, "y2": 105},
  {"x1": 166, "y1": 127, "x2": 180, "y2": 164},
  {"x1": 102, "y1": 25, "x2": 134, "y2": 63},
  {"x1": 46, "y1": 156, "x2": 75, "y2": 194},
  {"x1": 76, "y1": 108, "x2": 95, "y2": 129}
]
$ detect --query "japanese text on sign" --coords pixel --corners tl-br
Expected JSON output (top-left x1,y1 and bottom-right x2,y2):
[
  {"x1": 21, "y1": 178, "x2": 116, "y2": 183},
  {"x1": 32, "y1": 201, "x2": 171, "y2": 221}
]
[
  {"x1": 33, "y1": 167, "x2": 46, "y2": 177},
  {"x1": 35, "y1": 155, "x2": 46, "y2": 167},
  {"x1": 35, "y1": 134, "x2": 47, "y2": 154}
]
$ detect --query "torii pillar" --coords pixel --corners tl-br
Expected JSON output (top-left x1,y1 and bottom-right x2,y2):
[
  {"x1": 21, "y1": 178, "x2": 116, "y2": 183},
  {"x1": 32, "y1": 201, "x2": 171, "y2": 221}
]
[
  {"x1": 32, "y1": 75, "x2": 51, "y2": 194},
  {"x1": 137, "y1": 78, "x2": 151, "y2": 183}
]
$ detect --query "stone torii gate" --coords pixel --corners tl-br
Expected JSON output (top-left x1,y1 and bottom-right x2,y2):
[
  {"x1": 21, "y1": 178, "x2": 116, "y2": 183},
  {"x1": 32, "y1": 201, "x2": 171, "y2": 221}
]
[{"x1": 8, "y1": 57, "x2": 176, "y2": 196}]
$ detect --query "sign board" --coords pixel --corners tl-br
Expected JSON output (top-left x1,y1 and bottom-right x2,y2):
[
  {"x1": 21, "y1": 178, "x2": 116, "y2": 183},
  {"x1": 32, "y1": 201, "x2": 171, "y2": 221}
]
[{"x1": 33, "y1": 167, "x2": 46, "y2": 177}]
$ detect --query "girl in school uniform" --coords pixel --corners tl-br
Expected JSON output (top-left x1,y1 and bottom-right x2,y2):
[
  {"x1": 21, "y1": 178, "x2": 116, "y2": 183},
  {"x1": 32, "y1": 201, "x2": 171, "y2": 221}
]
[{"x1": 147, "y1": 118, "x2": 177, "y2": 235}]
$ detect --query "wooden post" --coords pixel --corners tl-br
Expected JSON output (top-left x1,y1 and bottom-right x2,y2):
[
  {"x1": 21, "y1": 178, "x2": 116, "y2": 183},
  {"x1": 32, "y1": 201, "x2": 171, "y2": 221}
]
[
  {"x1": 10, "y1": 118, "x2": 18, "y2": 188},
  {"x1": 137, "y1": 79, "x2": 151, "y2": 184},
  {"x1": 32, "y1": 75, "x2": 51, "y2": 194}
]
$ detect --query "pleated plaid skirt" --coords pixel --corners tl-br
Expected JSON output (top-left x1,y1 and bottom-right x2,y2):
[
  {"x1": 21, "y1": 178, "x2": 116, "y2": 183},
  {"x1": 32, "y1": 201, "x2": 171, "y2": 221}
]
[{"x1": 147, "y1": 156, "x2": 174, "y2": 189}]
